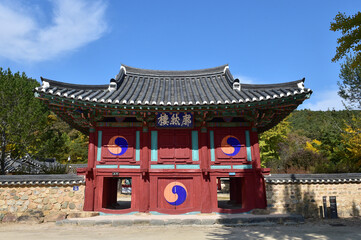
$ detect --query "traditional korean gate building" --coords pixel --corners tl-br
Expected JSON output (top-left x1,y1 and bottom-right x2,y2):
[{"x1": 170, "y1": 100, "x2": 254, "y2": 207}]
[{"x1": 35, "y1": 64, "x2": 312, "y2": 214}]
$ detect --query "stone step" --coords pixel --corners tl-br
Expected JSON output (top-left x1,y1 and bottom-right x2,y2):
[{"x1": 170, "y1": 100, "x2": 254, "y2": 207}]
[{"x1": 67, "y1": 212, "x2": 100, "y2": 219}]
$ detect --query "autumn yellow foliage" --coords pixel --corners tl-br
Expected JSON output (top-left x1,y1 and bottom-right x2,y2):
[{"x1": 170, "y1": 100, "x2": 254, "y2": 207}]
[
  {"x1": 305, "y1": 139, "x2": 322, "y2": 153},
  {"x1": 342, "y1": 119, "x2": 361, "y2": 168}
]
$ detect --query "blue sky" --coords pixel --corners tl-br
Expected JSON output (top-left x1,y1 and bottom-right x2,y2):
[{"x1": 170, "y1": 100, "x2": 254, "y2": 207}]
[{"x1": 0, "y1": 0, "x2": 359, "y2": 110}]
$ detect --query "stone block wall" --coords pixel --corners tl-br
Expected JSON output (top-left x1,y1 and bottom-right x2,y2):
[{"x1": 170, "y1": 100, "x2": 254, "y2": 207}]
[
  {"x1": 0, "y1": 185, "x2": 84, "y2": 214},
  {"x1": 0, "y1": 173, "x2": 360, "y2": 221},
  {"x1": 0, "y1": 174, "x2": 85, "y2": 222},
  {"x1": 265, "y1": 173, "x2": 361, "y2": 218}
]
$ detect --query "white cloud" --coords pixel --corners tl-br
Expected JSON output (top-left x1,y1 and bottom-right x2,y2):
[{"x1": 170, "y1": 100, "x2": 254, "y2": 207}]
[
  {"x1": 0, "y1": 0, "x2": 107, "y2": 62},
  {"x1": 299, "y1": 89, "x2": 346, "y2": 111}
]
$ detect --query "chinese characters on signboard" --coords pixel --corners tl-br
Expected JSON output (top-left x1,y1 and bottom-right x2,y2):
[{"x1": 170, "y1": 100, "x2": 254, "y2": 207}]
[{"x1": 156, "y1": 112, "x2": 193, "y2": 128}]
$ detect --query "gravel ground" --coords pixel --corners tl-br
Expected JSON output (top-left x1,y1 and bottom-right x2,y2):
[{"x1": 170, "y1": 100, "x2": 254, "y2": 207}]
[{"x1": 0, "y1": 218, "x2": 360, "y2": 240}]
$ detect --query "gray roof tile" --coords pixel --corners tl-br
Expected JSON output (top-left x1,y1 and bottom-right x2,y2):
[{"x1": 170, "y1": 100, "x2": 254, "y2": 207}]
[
  {"x1": 265, "y1": 173, "x2": 361, "y2": 184},
  {"x1": 0, "y1": 174, "x2": 85, "y2": 186},
  {"x1": 36, "y1": 64, "x2": 312, "y2": 107}
]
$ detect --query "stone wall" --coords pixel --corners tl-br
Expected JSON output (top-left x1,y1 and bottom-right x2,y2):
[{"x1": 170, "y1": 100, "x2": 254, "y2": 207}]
[
  {"x1": 0, "y1": 173, "x2": 360, "y2": 222},
  {"x1": 0, "y1": 174, "x2": 85, "y2": 223},
  {"x1": 265, "y1": 173, "x2": 361, "y2": 218}
]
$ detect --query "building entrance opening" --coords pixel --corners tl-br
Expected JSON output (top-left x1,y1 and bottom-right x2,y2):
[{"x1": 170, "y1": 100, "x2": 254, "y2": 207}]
[
  {"x1": 103, "y1": 177, "x2": 132, "y2": 210},
  {"x1": 35, "y1": 64, "x2": 311, "y2": 214},
  {"x1": 217, "y1": 177, "x2": 242, "y2": 209}
]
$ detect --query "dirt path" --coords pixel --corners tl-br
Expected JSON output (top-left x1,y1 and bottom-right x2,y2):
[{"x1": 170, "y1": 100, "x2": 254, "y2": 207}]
[{"x1": 1, "y1": 220, "x2": 361, "y2": 240}]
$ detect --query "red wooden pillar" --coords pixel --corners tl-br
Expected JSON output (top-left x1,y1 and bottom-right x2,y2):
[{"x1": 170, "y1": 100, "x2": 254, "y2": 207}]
[
  {"x1": 139, "y1": 128, "x2": 150, "y2": 212},
  {"x1": 200, "y1": 129, "x2": 212, "y2": 213},
  {"x1": 83, "y1": 129, "x2": 96, "y2": 211},
  {"x1": 241, "y1": 175, "x2": 256, "y2": 210},
  {"x1": 94, "y1": 176, "x2": 104, "y2": 211},
  {"x1": 243, "y1": 173, "x2": 267, "y2": 209},
  {"x1": 256, "y1": 174, "x2": 267, "y2": 208},
  {"x1": 251, "y1": 130, "x2": 261, "y2": 169},
  {"x1": 250, "y1": 130, "x2": 267, "y2": 209}
]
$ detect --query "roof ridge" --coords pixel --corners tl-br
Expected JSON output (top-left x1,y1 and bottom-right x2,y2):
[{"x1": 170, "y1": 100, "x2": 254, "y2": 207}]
[
  {"x1": 41, "y1": 77, "x2": 108, "y2": 90},
  {"x1": 241, "y1": 79, "x2": 306, "y2": 90},
  {"x1": 121, "y1": 64, "x2": 228, "y2": 76}
]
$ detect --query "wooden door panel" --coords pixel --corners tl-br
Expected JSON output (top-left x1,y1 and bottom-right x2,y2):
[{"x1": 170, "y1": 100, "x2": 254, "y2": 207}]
[
  {"x1": 158, "y1": 130, "x2": 191, "y2": 161},
  {"x1": 214, "y1": 129, "x2": 247, "y2": 161},
  {"x1": 100, "y1": 129, "x2": 136, "y2": 161},
  {"x1": 118, "y1": 133, "x2": 134, "y2": 159},
  {"x1": 175, "y1": 133, "x2": 190, "y2": 159},
  {"x1": 157, "y1": 178, "x2": 193, "y2": 210}
]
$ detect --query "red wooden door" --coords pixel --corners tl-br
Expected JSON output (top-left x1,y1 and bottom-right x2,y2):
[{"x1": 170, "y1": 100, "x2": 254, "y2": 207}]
[
  {"x1": 214, "y1": 128, "x2": 247, "y2": 163},
  {"x1": 101, "y1": 129, "x2": 135, "y2": 163},
  {"x1": 157, "y1": 178, "x2": 193, "y2": 211},
  {"x1": 158, "y1": 130, "x2": 191, "y2": 163}
]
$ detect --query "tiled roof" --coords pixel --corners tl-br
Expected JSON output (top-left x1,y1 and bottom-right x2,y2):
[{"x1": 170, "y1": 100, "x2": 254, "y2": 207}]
[
  {"x1": 35, "y1": 64, "x2": 312, "y2": 107},
  {"x1": 0, "y1": 174, "x2": 85, "y2": 186},
  {"x1": 2, "y1": 173, "x2": 360, "y2": 186},
  {"x1": 265, "y1": 173, "x2": 361, "y2": 184}
]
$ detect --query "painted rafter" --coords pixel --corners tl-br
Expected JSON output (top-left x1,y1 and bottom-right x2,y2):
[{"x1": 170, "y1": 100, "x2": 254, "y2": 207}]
[{"x1": 38, "y1": 91, "x2": 309, "y2": 133}]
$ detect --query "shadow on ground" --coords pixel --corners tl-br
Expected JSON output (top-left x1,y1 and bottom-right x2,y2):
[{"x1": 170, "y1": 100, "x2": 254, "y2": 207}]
[
  {"x1": 205, "y1": 219, "x2": 361, "y2": 240},
  {"x1": 206, "y1": 176, "x2": 361, "y2": 240}
]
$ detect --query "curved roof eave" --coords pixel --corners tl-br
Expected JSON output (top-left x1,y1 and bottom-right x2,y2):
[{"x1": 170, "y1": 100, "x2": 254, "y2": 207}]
[
  {"x1": 40, "y1": 77, "x2": 108, "y2": 90},
  {"x1": 35, "y1": 65, "x2": 312, "y2": 108}
]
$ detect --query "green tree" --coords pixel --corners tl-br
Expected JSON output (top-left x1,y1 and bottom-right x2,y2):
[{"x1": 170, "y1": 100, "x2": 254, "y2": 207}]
[
  {"x1": 343, "y1": 115, "x2": 361, "y2": 170},
  {"x1": 279, "y1": 133, "x2": 328, "y2": 173},
  {"x1": 29, "y1": 112, "x2": 89, "y2": 164},
  {"x1": 0, "y1": 68, "x2": 48, "y2": 174},
  {"x1": 338, "y1": 56, "x2": 361, "y2": 109},
  {"x1": 64, "y1": 129, "x2": 88, "y2": 163},
  {"x1": 259, "y1": 117, "x2": 290, "y2": 169},
  {"x1": 33, "y1": 113, "x2": 69, "y2": 162},
  {"x1": 287, "y1": 110, "x2": 361, "y2": 173},
  {"x1": 331, "y1": 12, "x2": 361, "y2": 170},
  {"x1": 330, "y1": 12, "x2": 361, "y2": 68}
]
